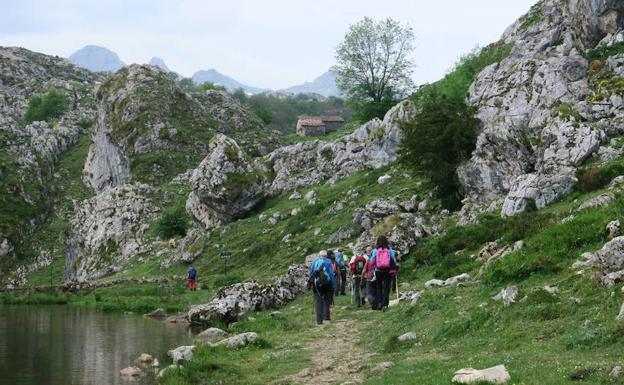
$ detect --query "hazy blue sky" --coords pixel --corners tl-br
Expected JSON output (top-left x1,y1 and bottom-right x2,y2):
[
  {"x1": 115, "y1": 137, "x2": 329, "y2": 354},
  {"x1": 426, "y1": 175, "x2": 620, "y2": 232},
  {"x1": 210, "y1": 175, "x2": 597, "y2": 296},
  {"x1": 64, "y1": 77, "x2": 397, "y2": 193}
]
[{"x1": 1, "y1": 0, "x2": 538, "y2": 89}]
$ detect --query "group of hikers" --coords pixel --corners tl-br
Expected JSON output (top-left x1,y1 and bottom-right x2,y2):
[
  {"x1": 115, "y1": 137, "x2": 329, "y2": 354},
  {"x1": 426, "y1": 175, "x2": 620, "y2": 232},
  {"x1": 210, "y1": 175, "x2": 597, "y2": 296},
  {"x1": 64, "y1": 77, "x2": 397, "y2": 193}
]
[{"x1": 307, "y1": 235, "x2": 399, "y2": 325}]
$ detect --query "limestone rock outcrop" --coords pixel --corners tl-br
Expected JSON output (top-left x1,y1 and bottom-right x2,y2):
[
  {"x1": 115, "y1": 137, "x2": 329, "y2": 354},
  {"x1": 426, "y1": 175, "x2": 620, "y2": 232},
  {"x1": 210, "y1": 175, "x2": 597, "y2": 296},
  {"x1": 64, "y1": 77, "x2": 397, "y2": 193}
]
[
  {"x1": 186, "y1": 134, "x2": 267, "y2": 229},
  {"x1": 64, "y1": 183, "x2": 163, "y2": 281},
  {"x1": 265, "y1": 100, "x2": 416, "y2": 193},
  {"x1": 459, "y1": 0, "x2": 624, "y2": 219}
]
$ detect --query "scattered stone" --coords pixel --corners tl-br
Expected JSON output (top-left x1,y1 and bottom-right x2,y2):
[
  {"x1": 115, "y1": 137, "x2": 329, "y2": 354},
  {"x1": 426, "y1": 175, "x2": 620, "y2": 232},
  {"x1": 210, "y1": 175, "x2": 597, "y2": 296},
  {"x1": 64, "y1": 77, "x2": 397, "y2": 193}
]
[
  {"x1": 152, "y1": 358, "x2": 160, "y2": 367},
  {"x1": 493, "y1": 286, "x2": 518, "y2": 306},
  {"x1": 372, "y1": 361, "x2": 394, "y2": 374},
  {"x1": 291, "y1": 207, "x2": 302, "y2": 216},
  {"x1": 397, "y1": 332, "x2": 418, "y2": 341},
  {"x1": 136, "y1": 353, "x2": 153, "y2": 364},
  {"x1": 120, "y1": 366, "x2": 144, "y2": 377},
  {"x1": 577, "y1": 193, "x2": 616, "y2": 211},
  {"x1": 259, "y1": 213, "x2": 267, "y2": 222},
  {"x1": 195, "y1": 327, "x2": 229, "y2": 344},
  {"x1": 610, "y1": 366, "x2": 622, "y2": 378},
  {"x1": 607, "y1": 220, "x2": 621, "y2": 239},
  {"x1": 326, "y1": 228, "x2": 356, "y2": 244},
  {"x1": 378, "y1": 175, "x2": 391, "y2": 184},
  {"x1": 304, "y1": 190, "x2": 317, "y2": 204},
  {"x1": 167, "y1": 345, "x2": 195, "y2": 364},
  {"x1": 425, "y1": 273, "x2": 470, "y2": 288},
  {"x1": 477, "y1": 242, "x2": 499, "y2": 260},
  {"x1": 542, "y1": 285, "x2": 558, "y2": 294},
  {"x1": 452, "y1": 365, "x2": 510, "y2": 384},
  {"x1": 215, "y1": 332, "x2": 258, "y2": 348},
  {"x1": 269, "y1": 311, "x2": 283, "y2": 318},
  {"x1": 314, "y1": 228, "x2": 322, "y2": 236},
  {"x1": 288, "y1": 191, "x2": 302, "y2": 200}
]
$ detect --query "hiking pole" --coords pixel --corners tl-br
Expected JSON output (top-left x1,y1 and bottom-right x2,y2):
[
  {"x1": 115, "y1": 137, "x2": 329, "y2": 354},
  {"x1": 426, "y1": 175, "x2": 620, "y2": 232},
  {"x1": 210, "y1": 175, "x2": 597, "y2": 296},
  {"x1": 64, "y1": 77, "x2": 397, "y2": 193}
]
[{"x1": 396, "y1": 273, "x2": 400, "y2": 301}]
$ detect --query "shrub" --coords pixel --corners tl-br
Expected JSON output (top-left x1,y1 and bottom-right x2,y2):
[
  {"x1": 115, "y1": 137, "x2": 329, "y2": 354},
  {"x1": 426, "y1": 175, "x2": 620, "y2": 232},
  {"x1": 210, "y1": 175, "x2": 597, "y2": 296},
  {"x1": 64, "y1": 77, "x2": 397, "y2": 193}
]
[
  {"x1": 154, "y1": 204, "x2": 190, "y2": 239},
  {"x1": 195, "y1": 82, "x2": 226, "y2": 92},
  {"x1": 411, "y1": 42, "x2": 512, "y2": 107},
  {"x1": 23, "y1": 89, "x2": 68, "y2": 124},
  {"x1": 577, "y1": 162, "x2": 624, "y2": 192},
  {"x1": 586, "y1": 42, "x2": 624, "y2": 62},
  {"x1": 399, "y1": 100, "x2": 479, "y2": 209}
]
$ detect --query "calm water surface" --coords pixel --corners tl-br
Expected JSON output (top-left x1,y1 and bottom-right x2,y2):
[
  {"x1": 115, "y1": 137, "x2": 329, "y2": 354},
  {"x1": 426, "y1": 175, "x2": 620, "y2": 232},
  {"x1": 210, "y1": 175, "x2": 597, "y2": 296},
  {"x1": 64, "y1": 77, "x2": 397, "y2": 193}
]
[{"x1": 0, "y1": 305, "x2": 193, "y2": 385}]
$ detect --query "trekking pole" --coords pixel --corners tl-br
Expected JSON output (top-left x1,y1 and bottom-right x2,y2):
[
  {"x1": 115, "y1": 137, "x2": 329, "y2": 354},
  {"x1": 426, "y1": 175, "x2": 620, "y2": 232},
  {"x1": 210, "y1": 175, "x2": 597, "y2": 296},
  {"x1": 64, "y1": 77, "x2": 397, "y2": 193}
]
[{"x1": 396, "y1": 273, "x2": 400, "y2": 301}]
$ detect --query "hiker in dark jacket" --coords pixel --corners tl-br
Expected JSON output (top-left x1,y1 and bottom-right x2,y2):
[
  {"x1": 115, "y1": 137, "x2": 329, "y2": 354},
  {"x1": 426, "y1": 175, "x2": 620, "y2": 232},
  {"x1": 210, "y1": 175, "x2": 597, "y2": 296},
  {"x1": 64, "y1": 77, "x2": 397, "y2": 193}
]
[
  {"x1": 362, "y1": 246, "x2": 377, "y2": 310},
  {"x1": 368, "y1": 236, "x2": 398, "y2": 310},
  {"x1": 308, "y1": 250, "x2": 336, "y2": 325},
  {"x1": 187, "y1": 265, "x2": 197, "y2": 291}
]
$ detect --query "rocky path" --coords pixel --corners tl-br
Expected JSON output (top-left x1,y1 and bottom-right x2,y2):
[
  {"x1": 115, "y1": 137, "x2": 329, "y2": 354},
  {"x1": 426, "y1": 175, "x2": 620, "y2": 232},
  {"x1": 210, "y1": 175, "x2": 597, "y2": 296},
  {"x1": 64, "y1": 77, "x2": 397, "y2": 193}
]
[{"x1": 282, "y1": 306, "x2": 372, "y2": 385}]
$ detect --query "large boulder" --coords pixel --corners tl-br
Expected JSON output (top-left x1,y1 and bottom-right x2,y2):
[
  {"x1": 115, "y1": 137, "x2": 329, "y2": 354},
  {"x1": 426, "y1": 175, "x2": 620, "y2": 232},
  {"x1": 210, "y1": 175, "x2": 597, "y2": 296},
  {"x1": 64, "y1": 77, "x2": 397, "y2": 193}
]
[
  {"x1": 167, "y1": 345, "x2": 195, "y2": 364},
  {"x1": 452, "y1": 365, "x2": 511, "y2": 384},
  {"x1": 186, "y1": 134, "x2": 267, "y2": 229}
]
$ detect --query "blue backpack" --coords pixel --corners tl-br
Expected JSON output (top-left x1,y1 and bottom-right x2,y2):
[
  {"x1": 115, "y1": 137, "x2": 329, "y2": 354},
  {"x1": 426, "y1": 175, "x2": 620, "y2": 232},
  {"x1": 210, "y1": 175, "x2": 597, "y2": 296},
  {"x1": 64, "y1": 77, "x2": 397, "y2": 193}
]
[{"x1": 188, "y1": 267, "x2": 197, "y2": 279}]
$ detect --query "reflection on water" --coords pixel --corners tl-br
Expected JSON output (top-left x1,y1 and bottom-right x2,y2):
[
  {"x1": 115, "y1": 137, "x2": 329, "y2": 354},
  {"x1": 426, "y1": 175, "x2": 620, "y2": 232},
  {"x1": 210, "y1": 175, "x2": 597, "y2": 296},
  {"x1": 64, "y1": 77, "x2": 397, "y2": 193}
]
[{"x1": 0, "y1": 305, "x2": 193, "y2": 385}]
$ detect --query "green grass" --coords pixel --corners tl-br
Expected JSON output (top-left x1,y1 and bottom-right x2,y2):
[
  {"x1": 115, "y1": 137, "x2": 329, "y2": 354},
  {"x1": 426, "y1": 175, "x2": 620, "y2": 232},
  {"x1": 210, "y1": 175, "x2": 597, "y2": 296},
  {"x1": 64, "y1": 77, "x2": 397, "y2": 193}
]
[{"x1": 586, "y1": 42, "x2": 624, "y2": 62}]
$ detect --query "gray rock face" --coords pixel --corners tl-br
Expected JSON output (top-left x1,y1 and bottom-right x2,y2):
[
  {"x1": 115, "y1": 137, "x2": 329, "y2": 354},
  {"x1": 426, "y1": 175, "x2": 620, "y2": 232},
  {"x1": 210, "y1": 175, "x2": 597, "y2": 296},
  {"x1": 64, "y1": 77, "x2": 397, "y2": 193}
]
[
  {"x1": 83, "y1": 65, "x2": 265, "y2": 192},
  {"x1": 459, "y1": 0, "x2": 624, "y2": 219},
  {"x1": 187, "y1": 264, "x2": 308, "y2": 325},
  {"x1": 265, "y1": 100, "x2": 416, "y2": 193},
  {"x1": 0, "y1": 47, "x2": 100, "y2": 254},
  {"x1": 65, "y1": 183, "x2": 163, "y2": 281},
  {"x1": 186, "y1": 134, "x2": 267, "y2": 229}
]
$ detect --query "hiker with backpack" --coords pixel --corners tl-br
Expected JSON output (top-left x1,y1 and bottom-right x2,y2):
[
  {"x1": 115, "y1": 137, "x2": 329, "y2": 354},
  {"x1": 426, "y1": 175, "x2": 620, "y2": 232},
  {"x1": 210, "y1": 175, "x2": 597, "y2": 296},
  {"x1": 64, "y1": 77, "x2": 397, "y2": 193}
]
[
  {"x1": 187, "y1": 265, "x2": 197, "y2": 291},
  {"x1": 362, "y1": 246, "x2": 378, "y2": 310},
  {"x1": 308, "y1": 250, "x2": 336, "y2": 325},
  {"x1": 335, "y1": 248, "x2": 347, "y2": 296},
  {"x1": 368, "y1": 235, "x2": 398, "y2": 310},
  {"x1": 390, "y1": 243, "x2": 400, "y2": 294},
  {"x1": 327, "y1": 250, "x2": 340, "y2": 297},
  {"x1": 350, "y1": 253, "x2": 367, "y2": 307}
]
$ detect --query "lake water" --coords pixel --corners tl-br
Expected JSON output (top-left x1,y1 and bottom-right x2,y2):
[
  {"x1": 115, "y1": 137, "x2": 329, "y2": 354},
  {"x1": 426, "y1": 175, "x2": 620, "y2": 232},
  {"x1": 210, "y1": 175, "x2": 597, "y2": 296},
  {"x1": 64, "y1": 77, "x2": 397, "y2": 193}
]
[{"x1": 0, "y1": 305, "x2": 193, "y2": 385}]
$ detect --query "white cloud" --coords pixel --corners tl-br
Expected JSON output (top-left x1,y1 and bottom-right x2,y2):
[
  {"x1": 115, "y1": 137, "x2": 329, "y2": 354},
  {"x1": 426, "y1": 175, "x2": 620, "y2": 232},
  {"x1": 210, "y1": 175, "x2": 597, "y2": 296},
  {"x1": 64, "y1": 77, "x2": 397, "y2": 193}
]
[{"x1": 0, "y1": 0, "x2": 538, "y2": 89}]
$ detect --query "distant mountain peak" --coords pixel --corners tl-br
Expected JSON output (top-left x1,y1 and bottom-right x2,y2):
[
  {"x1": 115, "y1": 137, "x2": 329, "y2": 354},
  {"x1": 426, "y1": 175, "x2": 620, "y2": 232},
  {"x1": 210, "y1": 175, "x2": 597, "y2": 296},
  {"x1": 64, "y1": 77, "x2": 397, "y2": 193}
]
[
  {"x1": 281, "y1": 70, "x2": 340, "y2": 97},
  {"x1": 148, "y1": 57, "x2": 170, "y2": 72},
  {"x1": 68, "y1": 45, "x2": 125, "y2": 73},
  {"x1": 192, "y1": 68, "x2": 265, "y2": 94}
]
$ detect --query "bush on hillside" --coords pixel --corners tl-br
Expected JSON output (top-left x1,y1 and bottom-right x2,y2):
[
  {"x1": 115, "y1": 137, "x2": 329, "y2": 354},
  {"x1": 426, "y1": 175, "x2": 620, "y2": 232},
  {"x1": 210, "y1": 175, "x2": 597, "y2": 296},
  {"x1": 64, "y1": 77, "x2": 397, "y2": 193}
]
[
  {"x1": 411, "y1": 42, "x2": 512, "y2": 107},
  {"x1": 399, "y1": 100, "x2": 479, "y2": 209},
  {"x1": 154, "y1": 204, "x2": 190, "y2": 239},
  {"x1": 23, "y1": 89, "x2": 68, "y2": 124},
  {"x1": 577, "y1": 162, "x2": 624, "y2": 193}
]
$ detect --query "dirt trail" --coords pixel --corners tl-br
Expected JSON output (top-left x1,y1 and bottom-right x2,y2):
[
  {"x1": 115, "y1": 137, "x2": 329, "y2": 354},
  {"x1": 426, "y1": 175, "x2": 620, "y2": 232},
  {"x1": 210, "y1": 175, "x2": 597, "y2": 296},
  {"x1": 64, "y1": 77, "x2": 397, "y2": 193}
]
[{"x1": 282, "y1": 306, "x2": 373, "y2": 385}]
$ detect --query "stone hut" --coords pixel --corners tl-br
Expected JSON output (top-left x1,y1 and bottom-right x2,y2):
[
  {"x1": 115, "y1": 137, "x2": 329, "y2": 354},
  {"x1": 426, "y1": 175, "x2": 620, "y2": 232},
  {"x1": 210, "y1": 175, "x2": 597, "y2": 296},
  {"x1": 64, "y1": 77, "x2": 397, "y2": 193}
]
[{"x1": 296, "y1": 115, "x2": 345, "y2": 136}]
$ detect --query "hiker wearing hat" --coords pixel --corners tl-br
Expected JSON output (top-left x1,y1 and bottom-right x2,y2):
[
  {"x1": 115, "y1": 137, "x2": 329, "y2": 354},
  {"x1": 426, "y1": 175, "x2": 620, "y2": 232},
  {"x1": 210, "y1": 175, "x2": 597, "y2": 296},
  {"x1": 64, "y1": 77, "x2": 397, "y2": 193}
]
[{"x1": 307, "y1": 250, "x2": 336, "y2": 325}]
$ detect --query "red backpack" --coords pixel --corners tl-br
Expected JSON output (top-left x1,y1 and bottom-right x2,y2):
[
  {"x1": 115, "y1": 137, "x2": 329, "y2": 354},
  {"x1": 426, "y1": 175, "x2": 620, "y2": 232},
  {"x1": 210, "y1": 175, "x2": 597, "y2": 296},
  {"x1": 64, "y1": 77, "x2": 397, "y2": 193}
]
[{"x1": 376, "y1": 248, "x2": 391, "y2": 270}]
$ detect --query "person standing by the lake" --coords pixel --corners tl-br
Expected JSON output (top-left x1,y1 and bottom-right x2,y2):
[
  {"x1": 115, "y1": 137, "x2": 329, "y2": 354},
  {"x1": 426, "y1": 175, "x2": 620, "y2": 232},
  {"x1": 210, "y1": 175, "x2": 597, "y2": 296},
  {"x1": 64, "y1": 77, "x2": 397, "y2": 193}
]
[{"x1": 187, "y1": 265, "x2": 197, "y2": 291}]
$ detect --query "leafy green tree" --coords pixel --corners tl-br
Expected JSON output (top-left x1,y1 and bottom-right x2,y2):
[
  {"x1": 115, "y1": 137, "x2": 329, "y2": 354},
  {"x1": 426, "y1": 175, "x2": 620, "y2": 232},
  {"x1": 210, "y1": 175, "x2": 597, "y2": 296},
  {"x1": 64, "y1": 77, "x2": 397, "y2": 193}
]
[
  {"x1": 154, "y1": 204, "x2": 190, "y2": 239},
  {"x1": 23, "y1": 89, "x2": 68, "y2": 124},
  {"x1": 399, "y1": 100, "x2": 479, "y2": 209},
  {"x1": 335, "y1": 17, "x2": 415, "y2": 121}
]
